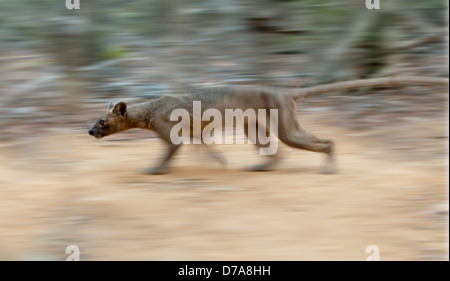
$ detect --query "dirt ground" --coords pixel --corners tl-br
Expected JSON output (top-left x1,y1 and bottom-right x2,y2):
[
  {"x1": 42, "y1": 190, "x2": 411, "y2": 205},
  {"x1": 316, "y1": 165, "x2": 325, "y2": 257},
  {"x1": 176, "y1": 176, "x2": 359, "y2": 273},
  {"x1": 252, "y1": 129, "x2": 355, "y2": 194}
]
[{"x1": 0, "y1": 108, "x2": 448, "y2": 261}]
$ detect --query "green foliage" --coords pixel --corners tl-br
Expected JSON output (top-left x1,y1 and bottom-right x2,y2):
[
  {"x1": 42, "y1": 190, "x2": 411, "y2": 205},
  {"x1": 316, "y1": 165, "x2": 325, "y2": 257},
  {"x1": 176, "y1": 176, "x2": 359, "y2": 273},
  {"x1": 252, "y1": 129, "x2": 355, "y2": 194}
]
[{"x1": 100, "y1": 46, "x2": 128, "y2": 60}]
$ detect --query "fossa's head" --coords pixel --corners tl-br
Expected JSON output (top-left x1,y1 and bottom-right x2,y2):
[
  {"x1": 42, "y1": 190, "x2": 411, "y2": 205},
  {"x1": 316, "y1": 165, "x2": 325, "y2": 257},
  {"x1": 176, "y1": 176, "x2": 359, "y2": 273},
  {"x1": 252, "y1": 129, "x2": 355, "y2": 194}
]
[{"x1": 89, "y1": 101, "x2": 129, "y2": 138}]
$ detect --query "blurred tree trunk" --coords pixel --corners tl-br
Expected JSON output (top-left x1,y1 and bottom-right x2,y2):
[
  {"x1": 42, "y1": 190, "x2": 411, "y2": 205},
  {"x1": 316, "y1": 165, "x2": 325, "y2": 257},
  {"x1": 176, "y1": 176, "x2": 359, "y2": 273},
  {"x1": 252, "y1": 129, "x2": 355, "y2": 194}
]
[
  {"x1": 312, "y1": 0, "x2": 445, "y2": 85},
  {"x1": 45, "y1": 1, "x2": 110, "y2": 112}
]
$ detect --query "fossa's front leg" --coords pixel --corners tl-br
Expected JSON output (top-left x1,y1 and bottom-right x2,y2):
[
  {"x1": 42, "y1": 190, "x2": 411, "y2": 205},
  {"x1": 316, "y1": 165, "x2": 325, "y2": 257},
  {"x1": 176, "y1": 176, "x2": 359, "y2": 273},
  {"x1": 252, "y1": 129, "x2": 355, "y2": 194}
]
[{"x1": 143, "y1": 143, "x2": 181, "y2": 174}]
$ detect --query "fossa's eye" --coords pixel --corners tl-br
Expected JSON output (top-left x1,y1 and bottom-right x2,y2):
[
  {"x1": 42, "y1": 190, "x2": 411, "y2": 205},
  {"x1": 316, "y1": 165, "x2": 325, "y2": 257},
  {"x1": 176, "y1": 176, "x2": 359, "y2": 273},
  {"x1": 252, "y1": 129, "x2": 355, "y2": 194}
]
[{"x1": 99, "y1": 120, "x2": 105, "y2": 126}]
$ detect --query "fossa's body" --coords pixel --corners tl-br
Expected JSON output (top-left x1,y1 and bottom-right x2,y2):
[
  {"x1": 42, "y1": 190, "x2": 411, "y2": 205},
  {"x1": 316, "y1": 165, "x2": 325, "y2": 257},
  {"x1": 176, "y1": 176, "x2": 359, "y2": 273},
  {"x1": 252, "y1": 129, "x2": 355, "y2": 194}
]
[{"x1": 88, "y1": 76, "x2": 448, "y2": 174}]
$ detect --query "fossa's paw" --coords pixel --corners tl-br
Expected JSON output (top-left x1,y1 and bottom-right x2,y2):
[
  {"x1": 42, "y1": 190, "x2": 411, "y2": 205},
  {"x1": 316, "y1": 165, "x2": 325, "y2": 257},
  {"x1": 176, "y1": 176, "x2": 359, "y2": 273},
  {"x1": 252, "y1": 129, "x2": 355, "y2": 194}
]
[
  {"x1": 245, "y1": 163, "x2": 275, "y2": 172},
  {"x1": 141, "y1": 166, "x2": 168, "y2": 175},
  {"x1": 319, "y1": 165, "x2": 337, "y2": 174}
]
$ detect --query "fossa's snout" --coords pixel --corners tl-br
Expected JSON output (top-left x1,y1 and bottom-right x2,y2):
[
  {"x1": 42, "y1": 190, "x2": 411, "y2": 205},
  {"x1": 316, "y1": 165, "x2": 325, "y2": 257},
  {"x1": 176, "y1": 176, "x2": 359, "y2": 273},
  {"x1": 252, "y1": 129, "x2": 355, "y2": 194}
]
[{"x1": 88, "y1": 129, "x2": 94, "y2": 136}]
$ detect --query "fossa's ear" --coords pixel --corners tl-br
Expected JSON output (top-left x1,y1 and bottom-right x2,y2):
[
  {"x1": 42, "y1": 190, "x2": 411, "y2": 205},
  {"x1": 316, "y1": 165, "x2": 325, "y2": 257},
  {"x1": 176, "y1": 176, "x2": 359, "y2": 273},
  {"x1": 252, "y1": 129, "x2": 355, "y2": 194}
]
[{"x1": 112, "y1": 101, "x2": 127, "y2": 116}]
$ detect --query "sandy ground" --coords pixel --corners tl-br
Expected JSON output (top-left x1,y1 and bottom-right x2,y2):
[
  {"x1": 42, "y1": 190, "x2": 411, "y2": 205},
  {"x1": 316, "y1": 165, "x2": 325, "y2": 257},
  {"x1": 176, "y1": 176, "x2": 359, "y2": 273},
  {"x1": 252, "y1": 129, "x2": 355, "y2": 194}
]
[{"x1": 0, "y1": 113, "x2": 448, "y2": 261}]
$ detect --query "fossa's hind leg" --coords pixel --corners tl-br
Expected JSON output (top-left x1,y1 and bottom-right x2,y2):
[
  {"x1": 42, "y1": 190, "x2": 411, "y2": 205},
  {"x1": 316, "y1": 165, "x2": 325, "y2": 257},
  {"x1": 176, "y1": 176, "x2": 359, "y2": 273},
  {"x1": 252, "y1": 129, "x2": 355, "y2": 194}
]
[{"x1": 278, "y1": 119, "x2": 336, "y2": 174}]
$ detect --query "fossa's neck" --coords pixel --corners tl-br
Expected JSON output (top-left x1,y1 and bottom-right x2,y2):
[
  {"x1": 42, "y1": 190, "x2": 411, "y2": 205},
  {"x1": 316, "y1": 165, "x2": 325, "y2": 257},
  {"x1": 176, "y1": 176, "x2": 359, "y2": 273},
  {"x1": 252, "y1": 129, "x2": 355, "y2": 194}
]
[{"x1": 125, "y1": 101, "x2": 156, "y2": 129}]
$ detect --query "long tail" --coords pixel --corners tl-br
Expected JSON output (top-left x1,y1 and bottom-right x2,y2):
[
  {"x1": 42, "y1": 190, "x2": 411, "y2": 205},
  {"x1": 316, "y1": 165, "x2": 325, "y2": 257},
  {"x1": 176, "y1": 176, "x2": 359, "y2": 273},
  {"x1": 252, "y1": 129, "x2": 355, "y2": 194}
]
[{"x1": 289, "y1": 76, "x2": 449, "y2": 100}]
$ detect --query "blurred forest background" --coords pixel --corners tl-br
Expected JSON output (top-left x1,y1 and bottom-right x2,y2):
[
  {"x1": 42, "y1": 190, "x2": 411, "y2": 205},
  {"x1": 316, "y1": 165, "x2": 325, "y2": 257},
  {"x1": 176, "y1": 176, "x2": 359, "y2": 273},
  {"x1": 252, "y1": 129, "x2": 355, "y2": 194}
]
[
  {"x1": 0, "y1": 0, "x2": 448, "y2": 261},
  {"x1": 0, "y1": 0, "x2": 448, "y2": 138}
]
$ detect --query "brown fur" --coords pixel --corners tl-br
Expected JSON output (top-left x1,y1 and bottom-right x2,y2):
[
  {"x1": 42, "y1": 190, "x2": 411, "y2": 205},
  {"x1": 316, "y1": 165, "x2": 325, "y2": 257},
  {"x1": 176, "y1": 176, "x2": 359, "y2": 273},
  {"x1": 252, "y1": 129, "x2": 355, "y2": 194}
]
[{"x1": 89, "y1": 76, "x2": 448, "y2": 174}]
